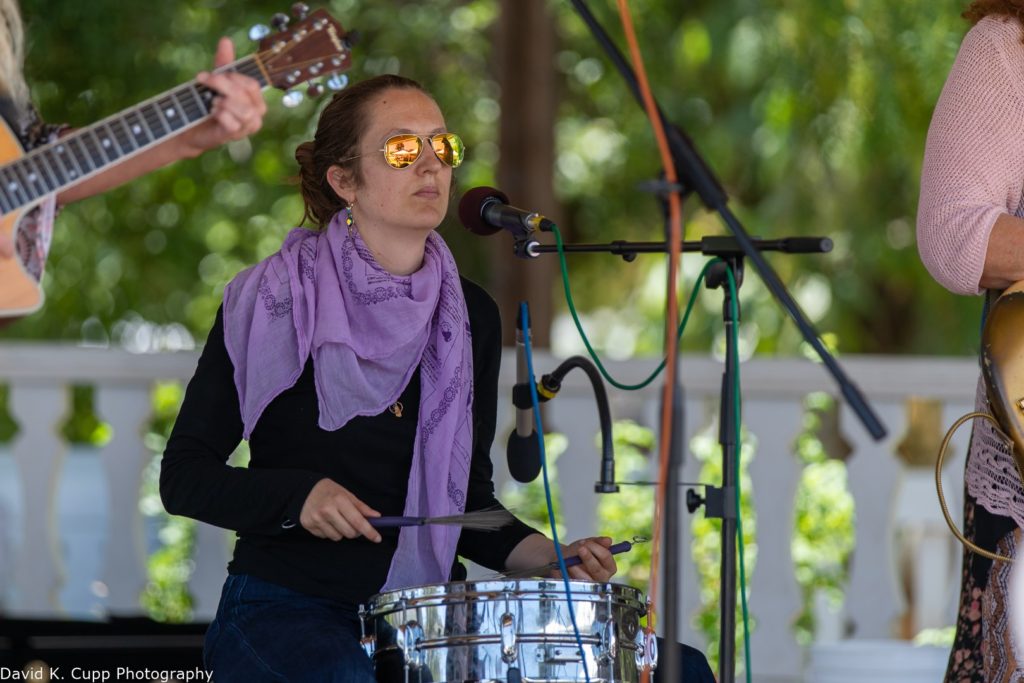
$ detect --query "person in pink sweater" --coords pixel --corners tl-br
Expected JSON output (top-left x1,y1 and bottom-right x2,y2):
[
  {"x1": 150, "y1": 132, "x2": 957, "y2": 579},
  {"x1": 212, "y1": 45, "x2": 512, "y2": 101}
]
[{"x1": 918, "y1": 2, "x2": 1024, "y2": 680}]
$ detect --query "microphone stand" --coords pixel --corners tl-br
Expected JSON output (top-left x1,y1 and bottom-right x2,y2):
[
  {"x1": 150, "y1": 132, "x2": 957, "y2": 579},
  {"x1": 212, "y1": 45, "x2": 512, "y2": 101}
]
[
  {"x1": 560, "y1": 3, "x2": 888, "y2": 681},
  {"x1": 520, "y1": 233, "x2": 834, "y2": 683}
]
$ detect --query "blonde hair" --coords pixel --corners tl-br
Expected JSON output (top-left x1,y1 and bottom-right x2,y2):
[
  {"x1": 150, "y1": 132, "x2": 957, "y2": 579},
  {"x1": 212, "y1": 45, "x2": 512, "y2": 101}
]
[{"x1": 0, "y1": 0, "x2": 29, "y2": 108}]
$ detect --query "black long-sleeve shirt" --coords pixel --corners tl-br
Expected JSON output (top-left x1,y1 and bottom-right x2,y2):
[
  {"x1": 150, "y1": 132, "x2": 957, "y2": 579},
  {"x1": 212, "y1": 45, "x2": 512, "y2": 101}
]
[{"x1": 160, "y1": 276, "x2": 535, "y2": 607}]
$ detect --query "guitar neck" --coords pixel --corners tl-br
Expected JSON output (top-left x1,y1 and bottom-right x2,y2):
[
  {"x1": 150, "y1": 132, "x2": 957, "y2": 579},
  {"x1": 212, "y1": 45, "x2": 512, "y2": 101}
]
[{"x1": 0, "y1": 55, "x2": 267, "y2": 214}]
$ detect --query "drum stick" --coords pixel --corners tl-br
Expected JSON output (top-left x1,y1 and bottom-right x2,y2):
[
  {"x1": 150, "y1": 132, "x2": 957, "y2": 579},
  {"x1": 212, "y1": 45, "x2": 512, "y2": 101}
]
[
  {"x1": 561, "y1": 540, "x2": 633, "y2": 568},
  {"x1": 500, "y1": 537, "x2": 648, "y2": 578}
]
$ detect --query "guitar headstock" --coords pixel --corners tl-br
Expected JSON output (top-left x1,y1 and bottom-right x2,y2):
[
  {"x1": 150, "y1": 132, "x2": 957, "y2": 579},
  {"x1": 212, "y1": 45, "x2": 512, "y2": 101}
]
[{"x1": 254, "y1": 7, "x2": 355, "y2": 104}]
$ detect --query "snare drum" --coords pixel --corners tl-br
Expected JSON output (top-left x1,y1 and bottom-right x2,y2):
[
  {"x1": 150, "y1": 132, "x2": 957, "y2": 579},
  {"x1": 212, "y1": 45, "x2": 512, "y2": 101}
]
[{"x1": 359, "y1": 579, "x2": 656, "y2": 683}]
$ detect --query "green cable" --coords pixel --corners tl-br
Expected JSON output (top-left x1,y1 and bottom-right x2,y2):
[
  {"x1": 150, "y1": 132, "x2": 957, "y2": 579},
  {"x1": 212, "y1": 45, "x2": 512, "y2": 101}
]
[
  {"x1": 552, "y1": 224, "x2": 713, "y2": 391},
  {"x1": 723, "y1": 262, "x2": 753, "y2": 683}
]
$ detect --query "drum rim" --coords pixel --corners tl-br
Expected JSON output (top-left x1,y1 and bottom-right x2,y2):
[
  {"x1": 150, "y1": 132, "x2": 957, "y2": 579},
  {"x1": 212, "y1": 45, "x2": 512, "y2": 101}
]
[{"x1": 363, "y1": 579, "x2": 647, "y2": 614}]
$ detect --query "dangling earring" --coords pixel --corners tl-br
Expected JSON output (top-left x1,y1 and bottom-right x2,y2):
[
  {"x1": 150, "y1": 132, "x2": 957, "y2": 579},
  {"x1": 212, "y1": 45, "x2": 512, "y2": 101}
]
[{"x1": 345, "y1": 203, "x2": 356, "y2": 235}]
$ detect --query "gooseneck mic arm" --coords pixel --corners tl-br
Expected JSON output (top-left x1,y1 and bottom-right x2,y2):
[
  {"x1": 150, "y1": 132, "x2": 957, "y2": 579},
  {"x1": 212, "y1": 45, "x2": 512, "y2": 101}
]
[
  {"x1": 535, "y1": 356, "x2": 619, "y2": 494},
  {"x1": 508, "y1": 348, "x2": 617, "y2": 491}
]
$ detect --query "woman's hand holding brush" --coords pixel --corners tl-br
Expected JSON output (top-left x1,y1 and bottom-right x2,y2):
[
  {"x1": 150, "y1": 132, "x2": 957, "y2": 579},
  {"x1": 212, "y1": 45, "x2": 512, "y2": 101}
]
[{"x1": 300, "y1": 478, "x2": 383, "y2": 543}]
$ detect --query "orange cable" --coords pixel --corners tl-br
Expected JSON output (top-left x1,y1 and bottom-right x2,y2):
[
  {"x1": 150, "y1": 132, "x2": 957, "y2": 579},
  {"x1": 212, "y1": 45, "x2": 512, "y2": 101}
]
[{"x1": 613, "y1": 3, "x2": 685, "y2": 683}]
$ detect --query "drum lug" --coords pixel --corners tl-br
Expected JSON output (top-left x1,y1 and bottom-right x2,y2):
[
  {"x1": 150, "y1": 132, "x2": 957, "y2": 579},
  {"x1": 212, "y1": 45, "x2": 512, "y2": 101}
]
[
  {"x1": 633, "y1": 630, "x2": 658, "y2": 670},
  {"x1": 358, "y1": 604, "x2": 376, "y2": 658},
  {"x1": 360, "y1": 635, "x2": 376, "y2": 658},
  {"x1": 599, "y1": 617, "x2": 618, "y2": 662},
  {"x1": 500, "y1": 611, "x2": 518, "y2": 663},
  {"x1": 399, "y1": 620, "x2": 425, "y2": 667}
]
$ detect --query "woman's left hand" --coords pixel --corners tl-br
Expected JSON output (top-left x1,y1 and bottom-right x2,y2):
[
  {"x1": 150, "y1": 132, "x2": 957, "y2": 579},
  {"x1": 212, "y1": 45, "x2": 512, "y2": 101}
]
[
  {"x1": 551, "y1": 536, "x2": 617, "y2": 582},
  {"x1": 181, "y1": 37, "x2": 267, "y2": 156}
]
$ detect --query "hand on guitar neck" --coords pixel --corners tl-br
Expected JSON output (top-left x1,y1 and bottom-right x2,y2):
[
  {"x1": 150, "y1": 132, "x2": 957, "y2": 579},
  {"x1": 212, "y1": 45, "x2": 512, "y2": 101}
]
[
  {"x1": 57, "y1": 37, "x2": 267, "y2": 206},
  {"x1": 0, "y1": 36, "x2": 266, "y2": 262}
]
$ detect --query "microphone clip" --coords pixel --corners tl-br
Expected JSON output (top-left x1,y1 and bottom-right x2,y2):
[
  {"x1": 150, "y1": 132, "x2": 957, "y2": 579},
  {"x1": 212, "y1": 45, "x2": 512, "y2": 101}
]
[
  {"x1": 512, "y1": 236, "x2": 540, "y2": 260},
  {"x1": 511, "y1": 380, "x2": 557, "y2": 410}
]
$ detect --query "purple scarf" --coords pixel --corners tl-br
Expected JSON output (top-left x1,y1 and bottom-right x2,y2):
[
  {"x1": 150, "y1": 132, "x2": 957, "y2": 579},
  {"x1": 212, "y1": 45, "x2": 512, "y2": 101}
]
[{"x1": 222, "y1": 210, "x2": 474, "y2": 591}]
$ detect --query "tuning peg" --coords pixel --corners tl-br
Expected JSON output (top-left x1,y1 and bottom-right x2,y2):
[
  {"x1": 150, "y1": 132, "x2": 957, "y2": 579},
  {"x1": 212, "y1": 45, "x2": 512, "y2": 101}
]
[
  {"x1": 291, "y1": 2, "x2": 310, "y2": 20},
  {"x1": 307, "y1": 82, "x2": 324, "y2": 98},
  {"x1": 271, "y1": 12, "x2": 290, "y2": 32},
  {"x1": 326, "y1": 74, "x2": 349, "y2": 91},
  {"x1": 248, "y1": 23, "x2": 271, "y2": 41},
  {"x1": 282, "y1": 90, "x2": 304, "y2": 108}
]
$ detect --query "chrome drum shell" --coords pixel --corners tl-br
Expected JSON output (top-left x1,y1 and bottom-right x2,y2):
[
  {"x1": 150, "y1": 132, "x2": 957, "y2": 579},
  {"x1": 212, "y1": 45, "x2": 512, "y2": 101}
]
[{"x1": 360, "y1": 579, "x2": 651, "y2": 683}]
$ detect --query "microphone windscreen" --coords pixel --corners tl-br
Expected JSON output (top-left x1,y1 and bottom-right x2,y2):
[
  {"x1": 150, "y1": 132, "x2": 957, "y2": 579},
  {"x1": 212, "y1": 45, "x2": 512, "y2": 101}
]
[
  {"x1": 506, "y1": 430, "x2": 543, "y2": 483},
  {"x1": 459, "y1": 186, "x2": 510, "y2": 236}
]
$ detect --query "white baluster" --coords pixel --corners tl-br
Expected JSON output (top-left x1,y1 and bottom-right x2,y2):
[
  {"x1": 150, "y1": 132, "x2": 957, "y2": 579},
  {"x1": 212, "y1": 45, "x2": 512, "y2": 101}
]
[
  {"x1": 936, "y1": 397, "x2": 974, "y2": 624},
  {"x1": 0, "y1": 443, "x2": 22, "y2": 608},
  {"x1": 8, "y1": 381, "x2": 67, "y2": 616},
  {"x1": 745, "y1": 397, "x2": 805, "y2": 682},
  {"x1": 56, "y1": 443, "x2": 109, "y2": 618},
  {"x1": 842, "y1": 400, "x2": 905, "y2": 638},
  {"x1": 679, "y1": 392, "x2": 713, "y2": 650},
  {"x1": 548, "y1": 389, "x2": 602, "y2": 541},
  {"x1": 640, "y1": 389, "x2": 714, "y2": 651},
  {"x1": 95, "y1": 383, "x2": 152, "y2": 615},
  {"x1": 189, "y1": 522, "x2": 229, "y2": 619}
]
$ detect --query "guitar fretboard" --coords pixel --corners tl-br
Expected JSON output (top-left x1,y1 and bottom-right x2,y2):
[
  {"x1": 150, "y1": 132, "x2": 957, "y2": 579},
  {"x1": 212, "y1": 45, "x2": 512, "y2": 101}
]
[{"x1": 0, "y1": 56, "x2": 266, "y2": 214}]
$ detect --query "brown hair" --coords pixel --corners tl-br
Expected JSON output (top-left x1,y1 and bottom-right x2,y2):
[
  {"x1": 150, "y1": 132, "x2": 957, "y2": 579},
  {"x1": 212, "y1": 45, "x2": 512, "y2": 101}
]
[
  {"x1": 964, "y1": 0, "x2": 1024, "y2": 23},
  {"x1": 295, "y1": 74, "x2": 427, "y2": 228}
]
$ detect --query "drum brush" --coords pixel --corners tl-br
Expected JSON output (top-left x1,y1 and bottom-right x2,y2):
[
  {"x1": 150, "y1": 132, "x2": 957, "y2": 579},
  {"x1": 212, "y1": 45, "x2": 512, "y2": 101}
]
[
  {"x1": 497, "y1": 536, "x2": 649, "y2": 578},
  {"x1": 369, "y1": 506, "x2": 515, "y2": 531}
]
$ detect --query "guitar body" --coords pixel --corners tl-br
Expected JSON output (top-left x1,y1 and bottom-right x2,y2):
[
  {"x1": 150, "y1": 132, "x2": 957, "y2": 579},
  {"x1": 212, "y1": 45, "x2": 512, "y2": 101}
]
[
  {"x1": 0, "y1": 116, "x2": 45, "y2": 317},
  {"x1": 981, "y1": 280, "x2": 1024, "y2": 480}
]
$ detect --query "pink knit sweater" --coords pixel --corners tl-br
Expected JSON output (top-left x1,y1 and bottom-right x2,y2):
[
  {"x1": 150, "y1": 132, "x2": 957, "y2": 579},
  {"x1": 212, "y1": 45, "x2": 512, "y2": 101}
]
[
  {"x1": 918, "y1": 15, "x2": 1024, "y2": 296},
  {"x1": 918, "y1": 15, "x2": 1024, "y2": 527}
]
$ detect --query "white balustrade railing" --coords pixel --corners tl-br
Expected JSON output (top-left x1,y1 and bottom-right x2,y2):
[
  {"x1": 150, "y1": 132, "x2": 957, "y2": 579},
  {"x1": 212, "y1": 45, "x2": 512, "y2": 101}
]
[{"x1": 0, "y1": 344, "x2": 981, "y2": 682}]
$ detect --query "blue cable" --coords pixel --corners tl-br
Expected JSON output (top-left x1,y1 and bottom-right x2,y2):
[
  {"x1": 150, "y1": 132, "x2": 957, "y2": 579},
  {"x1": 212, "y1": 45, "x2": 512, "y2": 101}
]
[{"x1": 520, "y1": 301, "x2": 591, "y2": 683}]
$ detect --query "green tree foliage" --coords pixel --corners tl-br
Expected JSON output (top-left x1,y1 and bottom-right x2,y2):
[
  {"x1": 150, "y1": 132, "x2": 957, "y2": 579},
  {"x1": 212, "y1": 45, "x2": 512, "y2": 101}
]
[
  {"x1": 2, "y1": 0, "x2": 983, "y2": 356},
  {"x1": 548, "y1": 0, "x2": 977, "y2": 356}
]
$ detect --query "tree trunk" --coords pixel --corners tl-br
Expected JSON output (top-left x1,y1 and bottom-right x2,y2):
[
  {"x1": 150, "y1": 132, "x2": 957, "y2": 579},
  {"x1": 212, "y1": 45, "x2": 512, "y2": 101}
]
[{"x1": 491, "y1": 0, "x2": 559, "y2": 347}]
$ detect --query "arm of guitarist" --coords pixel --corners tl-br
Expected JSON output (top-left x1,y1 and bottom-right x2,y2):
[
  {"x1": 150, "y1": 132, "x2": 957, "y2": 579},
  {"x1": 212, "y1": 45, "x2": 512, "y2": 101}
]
[
  {"x1": 56, "y1": 37, "x2": 266, "y2": 205},
  {"x1": 0, "y1": 37, "x2": 265, "y2": 260}
]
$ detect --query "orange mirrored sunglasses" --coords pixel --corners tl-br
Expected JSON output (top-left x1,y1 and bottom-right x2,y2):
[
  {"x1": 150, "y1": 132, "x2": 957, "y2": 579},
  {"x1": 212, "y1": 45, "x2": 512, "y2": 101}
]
[{"x1": 341, "y1": 133, "x2": 466, "y2": 169}]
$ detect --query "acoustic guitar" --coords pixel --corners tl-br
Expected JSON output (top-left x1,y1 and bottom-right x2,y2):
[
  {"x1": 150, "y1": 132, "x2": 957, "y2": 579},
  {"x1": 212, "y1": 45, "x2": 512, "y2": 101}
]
[
  {"x1": 937, "y1": 282, "x2": 1024, "y2": 562},
  {"x1": 0, "y1": 7, "x2": 353, "y2": 317}
]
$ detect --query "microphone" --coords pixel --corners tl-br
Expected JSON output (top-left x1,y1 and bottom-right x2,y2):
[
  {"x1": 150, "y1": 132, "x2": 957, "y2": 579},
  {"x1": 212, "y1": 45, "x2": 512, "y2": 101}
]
[
  {"x1": 458, "y1": 186, "x2": 556, "y2": 239},
  {"x1": 506, "y1": 305, "x2": 542, "y2": 483}
]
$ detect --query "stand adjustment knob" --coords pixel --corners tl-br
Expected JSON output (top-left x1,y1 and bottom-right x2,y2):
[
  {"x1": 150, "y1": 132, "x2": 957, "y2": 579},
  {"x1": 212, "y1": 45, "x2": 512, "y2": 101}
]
[{"x1": 686, "y1": 488, "x2": 705, "y2": 513}]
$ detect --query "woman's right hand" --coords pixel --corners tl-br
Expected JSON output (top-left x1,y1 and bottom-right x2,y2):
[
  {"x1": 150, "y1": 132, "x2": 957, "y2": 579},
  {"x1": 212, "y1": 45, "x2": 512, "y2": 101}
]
[{"x1": 299, "y1": 478, "x2": 382, "y2": 543}]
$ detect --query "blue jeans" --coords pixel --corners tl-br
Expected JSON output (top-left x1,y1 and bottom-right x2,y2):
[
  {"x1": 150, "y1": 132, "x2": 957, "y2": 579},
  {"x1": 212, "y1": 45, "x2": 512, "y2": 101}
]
[{"x1": 204, "y1": 574, "x2": 377, "y2": 683}]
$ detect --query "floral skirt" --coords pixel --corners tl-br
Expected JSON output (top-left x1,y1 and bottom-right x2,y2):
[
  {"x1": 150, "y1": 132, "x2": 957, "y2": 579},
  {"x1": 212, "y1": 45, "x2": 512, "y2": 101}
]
[{"x1": 947, "y1": 489, "x2": 1021, "y2": 682}]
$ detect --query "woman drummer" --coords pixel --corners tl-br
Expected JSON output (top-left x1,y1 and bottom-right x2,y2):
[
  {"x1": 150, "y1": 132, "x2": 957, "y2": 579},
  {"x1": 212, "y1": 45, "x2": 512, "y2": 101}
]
[{"x1": 159, "y1": 73, "x2": 616, "y2": 681}]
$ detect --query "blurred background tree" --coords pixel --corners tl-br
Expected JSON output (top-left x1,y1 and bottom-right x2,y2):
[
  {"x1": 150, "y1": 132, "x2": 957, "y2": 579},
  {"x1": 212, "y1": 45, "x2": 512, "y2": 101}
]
[{"x1": 0, "y1": 0, "x2": 981, "y2": 358}]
